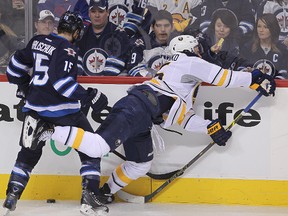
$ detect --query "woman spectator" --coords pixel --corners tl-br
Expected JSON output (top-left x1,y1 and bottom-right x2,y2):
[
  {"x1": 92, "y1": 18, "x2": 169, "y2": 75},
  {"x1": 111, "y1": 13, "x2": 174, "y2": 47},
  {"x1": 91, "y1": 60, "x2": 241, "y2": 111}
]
[
  {"x1": 240, "y1": 13, "x2": 288, "y2": 79},
  {"x1": 261, "y1": 0, "x2": 288, "y2": 48},
  {"x1": 205, "y1": 8, "x2": 241, "y2": 69}
]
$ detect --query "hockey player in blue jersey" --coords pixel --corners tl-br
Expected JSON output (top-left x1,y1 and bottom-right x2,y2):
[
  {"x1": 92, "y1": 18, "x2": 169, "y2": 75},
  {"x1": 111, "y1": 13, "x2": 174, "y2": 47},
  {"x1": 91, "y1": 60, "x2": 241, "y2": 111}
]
[
  {"x1": 33, "y1": 35, "x2": 275, "y2": 212},
  {"x1": 3, "y1": 11, "x2": 109, "y2": 216}
]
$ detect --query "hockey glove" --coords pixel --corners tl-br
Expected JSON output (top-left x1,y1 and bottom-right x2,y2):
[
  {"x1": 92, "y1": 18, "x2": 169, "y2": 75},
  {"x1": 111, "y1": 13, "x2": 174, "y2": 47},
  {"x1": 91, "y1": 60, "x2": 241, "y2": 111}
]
[
  {"x1": 82, "y1": 87, "x2": 108, "y2": 114},
  {"x1": 207, "y1": 119, "x2": 232, "y2": 146},
  {"x1": 16, "y1": 82, "x2": 29, "y2": 99},
  {"x1": 250, "y1": 69, "x2": 276, "y2": 97}
]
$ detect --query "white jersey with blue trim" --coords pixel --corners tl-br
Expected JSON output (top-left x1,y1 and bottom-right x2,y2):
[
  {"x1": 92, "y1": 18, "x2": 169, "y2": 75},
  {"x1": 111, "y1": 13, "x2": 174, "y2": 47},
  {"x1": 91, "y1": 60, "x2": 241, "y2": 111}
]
[{"x1": 145, "y1": 52, "x2": 252, "y2": 133}]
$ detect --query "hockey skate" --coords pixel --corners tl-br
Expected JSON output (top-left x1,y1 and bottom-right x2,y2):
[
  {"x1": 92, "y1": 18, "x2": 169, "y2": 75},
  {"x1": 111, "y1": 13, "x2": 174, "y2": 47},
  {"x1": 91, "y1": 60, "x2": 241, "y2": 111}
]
[
  {"x1": 32, "y1": 119, "x2": 55, "y2": 148},
  {"x1": 80, "y1": 189, "x2": 109, "y2": 216},
  {"x1": 98, "y1": 183, "x2": 115, "y2": 204},
  {"x1": 2, "y1": 184, "x2": 24, "y2": 215}
]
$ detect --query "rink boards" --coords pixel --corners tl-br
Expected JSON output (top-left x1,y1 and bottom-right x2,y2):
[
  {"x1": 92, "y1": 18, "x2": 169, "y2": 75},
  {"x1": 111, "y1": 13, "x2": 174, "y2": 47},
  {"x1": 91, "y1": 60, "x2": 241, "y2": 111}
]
[{"x1": 1, "y1": 76, "x2": 288, "y2": 206}]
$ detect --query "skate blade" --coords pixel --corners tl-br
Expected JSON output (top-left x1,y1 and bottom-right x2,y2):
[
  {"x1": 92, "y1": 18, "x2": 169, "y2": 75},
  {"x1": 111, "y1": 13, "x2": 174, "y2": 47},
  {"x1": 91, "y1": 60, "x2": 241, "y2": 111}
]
[
  {"x1": 80, "y1": 204, "x2": 108, "y2": 216},
  {"x1": 3, "y1": 208, "x2": 10, "y2": 216}
]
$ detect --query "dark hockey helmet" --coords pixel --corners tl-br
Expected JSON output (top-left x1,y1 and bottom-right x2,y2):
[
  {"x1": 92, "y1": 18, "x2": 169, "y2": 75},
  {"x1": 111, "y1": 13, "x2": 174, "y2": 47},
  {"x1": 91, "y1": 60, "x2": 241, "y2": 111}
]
[{"x1": 58, "y1": 11, "x2": 84, "y2": 41}]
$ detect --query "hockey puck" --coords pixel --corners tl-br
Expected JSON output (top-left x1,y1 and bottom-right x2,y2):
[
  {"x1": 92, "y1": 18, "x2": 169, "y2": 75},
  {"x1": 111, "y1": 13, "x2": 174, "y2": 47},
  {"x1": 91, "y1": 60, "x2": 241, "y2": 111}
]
[{"x1": 46, "y1": 199, "x2": 56, "y2": 203}]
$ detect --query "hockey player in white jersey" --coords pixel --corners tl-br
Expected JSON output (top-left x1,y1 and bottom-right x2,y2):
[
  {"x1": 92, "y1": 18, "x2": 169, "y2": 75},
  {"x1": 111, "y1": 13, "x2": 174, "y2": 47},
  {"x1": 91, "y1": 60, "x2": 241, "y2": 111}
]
[{"x1": 32, "y1": 35, "x2": 276, "y2": 206}]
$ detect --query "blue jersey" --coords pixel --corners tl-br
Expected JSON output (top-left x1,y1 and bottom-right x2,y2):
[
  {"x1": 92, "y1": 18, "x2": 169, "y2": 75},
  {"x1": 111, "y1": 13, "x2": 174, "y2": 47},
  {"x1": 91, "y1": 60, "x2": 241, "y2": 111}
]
[{"x1": 6, "y1": 33, "x2": 89, "y2": 117}]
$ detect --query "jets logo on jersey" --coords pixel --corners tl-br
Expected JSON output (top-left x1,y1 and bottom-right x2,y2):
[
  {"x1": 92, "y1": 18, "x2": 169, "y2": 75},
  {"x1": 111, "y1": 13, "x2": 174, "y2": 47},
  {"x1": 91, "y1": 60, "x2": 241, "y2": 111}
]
[
  {"x1": 102, "y1": 33, "x2": 123, "y2": 57},
  {"x1": 147, "y1": 55, "x2": 171, "y2": 72},
  {"x1": 253, "y1": 59, "x2": 276, "y2": 77},
  {"x1": 64, "y1": 48, "x2": 76, "y2": 57},
  {"x1": 83, "y1": 48, "x2": 108, "y2": 76},
  {"x1": 109, "y1": 5, "x2": 129, "y2": 26}
]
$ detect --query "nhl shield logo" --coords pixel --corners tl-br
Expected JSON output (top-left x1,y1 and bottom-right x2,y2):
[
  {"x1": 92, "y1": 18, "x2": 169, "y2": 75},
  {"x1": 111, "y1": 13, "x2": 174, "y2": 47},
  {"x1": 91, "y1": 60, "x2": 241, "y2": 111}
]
[
  {"x1": 253, "y1": 59, "x2": 276, "y2": 77},
  {"x1": 83, "y1": 48, "x2": 108, "y2": 76},
  {"x1": 109, "y1": 5, "x2": 129, "y2": 26}
]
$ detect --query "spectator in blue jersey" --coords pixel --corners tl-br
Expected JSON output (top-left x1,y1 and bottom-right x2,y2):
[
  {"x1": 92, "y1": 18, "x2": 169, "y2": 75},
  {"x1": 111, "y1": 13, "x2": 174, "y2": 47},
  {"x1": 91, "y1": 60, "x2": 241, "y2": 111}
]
[
  {"x1": 3, "y1": 11, "x2": 109, "y2": 216},
  {"x1": 74, "y1": 0, "x2": 132, "y2": 27},
  {"x1": 190, "y1": 0, "x2": 255, "y2": 45},
  {"x1": 34, "y1": 10, "x2": 56, "y2": 35},
  {"x1": 205, "y1": 8, "x2": 241, "y2": 70},
  {"x1": 127, "y1": 9, "x2": 175, "y2": 77},
  {"x1": 239, "y1": 13, "x2": 288, "y2": 79},
  {"x1": 76, "y1": 0, "x2": 146, "y2": 76},
  {"x1": 260, "y1": 0, "x2": 288, "y2": 49}
]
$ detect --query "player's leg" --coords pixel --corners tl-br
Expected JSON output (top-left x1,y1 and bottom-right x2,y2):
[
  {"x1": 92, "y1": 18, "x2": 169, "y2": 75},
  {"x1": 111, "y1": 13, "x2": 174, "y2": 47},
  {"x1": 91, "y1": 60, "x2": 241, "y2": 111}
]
[
  {"x1": 3, "y1": 113, "x2": 45, "y2": 212},
  {"x1": 99, "y1": 129, "x2": 154, "y2": 203},
  {"x1": 48, "y1": 111, "x2": 109, "y2": 215}
]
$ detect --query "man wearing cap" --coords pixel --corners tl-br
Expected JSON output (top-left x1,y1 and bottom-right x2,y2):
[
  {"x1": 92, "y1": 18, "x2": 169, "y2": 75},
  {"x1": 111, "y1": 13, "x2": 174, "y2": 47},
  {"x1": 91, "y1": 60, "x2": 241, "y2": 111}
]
[
  {"x1": 34, "y1": 10, "x2": 56, "y2": 35},
  {"x1": 76, "y1": 0, "x2": 132, "y2": 76}
]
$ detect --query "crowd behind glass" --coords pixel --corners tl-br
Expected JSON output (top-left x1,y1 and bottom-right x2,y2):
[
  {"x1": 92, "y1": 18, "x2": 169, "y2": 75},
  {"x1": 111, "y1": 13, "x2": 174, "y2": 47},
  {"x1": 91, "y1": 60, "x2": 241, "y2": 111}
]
[{"x1": 0, "y1": 0, "x2": 287, "y2": 79}]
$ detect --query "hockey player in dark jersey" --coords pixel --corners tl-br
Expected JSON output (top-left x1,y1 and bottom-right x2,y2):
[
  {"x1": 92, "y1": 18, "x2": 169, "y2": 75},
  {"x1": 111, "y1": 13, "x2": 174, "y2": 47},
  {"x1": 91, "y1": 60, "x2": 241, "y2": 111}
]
[
  {"x1": 32, "y1": 35, "x2": 276, "y2": 206},
  {"x1": 3, "y1": 11, "x2": 109, "y2": 216}
]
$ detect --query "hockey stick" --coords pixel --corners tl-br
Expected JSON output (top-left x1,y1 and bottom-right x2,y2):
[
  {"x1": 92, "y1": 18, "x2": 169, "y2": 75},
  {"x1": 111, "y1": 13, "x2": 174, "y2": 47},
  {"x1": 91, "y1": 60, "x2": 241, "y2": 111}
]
[{"x1": 117, "y1": 93, "x2": 263, "y2": 203}]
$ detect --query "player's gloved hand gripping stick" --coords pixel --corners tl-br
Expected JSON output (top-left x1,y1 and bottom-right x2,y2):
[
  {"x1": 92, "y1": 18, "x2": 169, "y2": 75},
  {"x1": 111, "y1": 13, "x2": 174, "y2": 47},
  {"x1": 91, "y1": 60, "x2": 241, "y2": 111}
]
[{"x1": 117, "y1": 92, "x2": 264, "y2": 203}]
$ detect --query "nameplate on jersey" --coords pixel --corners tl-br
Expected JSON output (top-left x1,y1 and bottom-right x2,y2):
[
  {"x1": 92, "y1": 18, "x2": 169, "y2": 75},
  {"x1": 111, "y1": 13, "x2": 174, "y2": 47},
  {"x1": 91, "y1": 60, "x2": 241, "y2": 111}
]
[{"x1": 31, "y1": 40, "x2": 56, "y2": 56}]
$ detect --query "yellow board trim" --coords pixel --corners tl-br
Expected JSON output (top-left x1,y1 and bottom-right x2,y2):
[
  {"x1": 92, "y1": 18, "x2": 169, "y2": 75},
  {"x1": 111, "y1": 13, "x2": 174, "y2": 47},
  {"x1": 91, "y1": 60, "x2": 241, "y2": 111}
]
[
  {"x1": 1, "y1": 174, "x2": 288, "y2": 206},
  {"x1": 71, "y1": 128, "x2": 84, "y2": 150},
  {"x1": 217, "y1": 69, "x2": 228, "y2": 86}
]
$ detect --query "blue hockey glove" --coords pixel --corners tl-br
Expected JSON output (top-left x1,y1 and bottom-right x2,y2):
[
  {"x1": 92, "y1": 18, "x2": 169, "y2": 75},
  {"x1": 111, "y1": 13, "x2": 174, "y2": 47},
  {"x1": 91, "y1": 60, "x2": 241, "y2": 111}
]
[
  {"x1": 207, "y1": 119, "x2": 232, "y2": 146},
  {"x1": 250, "y1": 69, "x2": 276, "y2": 97},
  {"x1": 82, "y1": 88, "x2": 108, "y2": 114}
]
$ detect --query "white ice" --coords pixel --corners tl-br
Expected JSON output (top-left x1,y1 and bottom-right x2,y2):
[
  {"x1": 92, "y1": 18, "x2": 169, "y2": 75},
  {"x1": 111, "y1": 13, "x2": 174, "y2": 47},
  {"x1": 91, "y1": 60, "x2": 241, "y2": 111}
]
[{"x1": 1, "y1": 200, "x2": 288, "y2": 216}]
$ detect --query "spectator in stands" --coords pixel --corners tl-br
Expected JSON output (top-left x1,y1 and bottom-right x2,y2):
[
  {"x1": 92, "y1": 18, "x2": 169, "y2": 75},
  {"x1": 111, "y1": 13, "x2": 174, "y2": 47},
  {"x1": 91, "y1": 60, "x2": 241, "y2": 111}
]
[
  {"x1": 0, "y1": 22, "x2": 18, "y2": 73},
  {"x1": 205, "y1": 8, "x2": 241, "y2": 69},
  {"x1": 261, "y1": 0, "x2": 288, "y2": 48},
  {"x1": 34, "y1": 10, "x2": 55, "y2": 35},
  {"x1": 37, "y1": 0, "x2": 78, "y2": 24},
  {"x1": 0, "y1": 0, "x2": 25, "y2": 42},
  {"x1": 191, "y1": 0, "x2": 255, "y2": 45},
  {"x1": 239, "y1": 13, "x2": 288, "y2": 79},
  {"x1": 74, "y1": 0, "x2": 134, "y2": 27},
  {"x1": 147, "y1": 0, "x2": 202, "y2": 33},
  {"x1": 77, "y1": 0, "x2": 131, "y2": 76},
  {"x1": 127, "y1": 10, "x2": 174, "y2": 77}
]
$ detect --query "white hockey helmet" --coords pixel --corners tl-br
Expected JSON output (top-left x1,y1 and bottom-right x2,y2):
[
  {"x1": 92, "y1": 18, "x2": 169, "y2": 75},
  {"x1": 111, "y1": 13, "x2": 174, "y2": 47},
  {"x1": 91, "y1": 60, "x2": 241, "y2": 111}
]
[{"x1": 169, "y1": 35, "x2": 199, "y2": 55}]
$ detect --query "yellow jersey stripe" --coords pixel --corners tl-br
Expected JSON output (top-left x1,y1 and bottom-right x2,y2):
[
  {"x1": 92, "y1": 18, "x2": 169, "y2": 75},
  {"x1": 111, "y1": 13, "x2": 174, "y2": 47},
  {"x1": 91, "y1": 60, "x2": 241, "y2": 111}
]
[
  {"x1": 217, "y1": 69, "x2": 228, "y2": 86},
  {"x1": 150, "y1": 78, "x2": 160, "y2": 85},
  {"x1": 71, "y1": 128, "x2": 84, "y2": 150},
  {"x1": 177, "y1": 103, "x2": 186, "y2": 124},
  {"x1": 115, "y1": 165, "x2": 133, "y2": 185},
  {"x1": 250, "y1": 83, "x2": 259, "y2": 90}
]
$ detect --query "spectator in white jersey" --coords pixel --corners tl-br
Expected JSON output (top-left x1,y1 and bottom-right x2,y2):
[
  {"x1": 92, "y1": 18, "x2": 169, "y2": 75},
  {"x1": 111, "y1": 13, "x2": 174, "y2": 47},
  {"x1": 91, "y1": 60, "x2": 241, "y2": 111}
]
[{"x1": 32, "y1": 35, "x2": 276, "y2": 211}]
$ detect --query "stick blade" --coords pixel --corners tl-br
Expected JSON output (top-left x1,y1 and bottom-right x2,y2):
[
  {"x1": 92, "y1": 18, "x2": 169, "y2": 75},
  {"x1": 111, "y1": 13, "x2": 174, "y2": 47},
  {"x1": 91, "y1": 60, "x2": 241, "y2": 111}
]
[{"x1": 117, "y1": 190, "x2": 145, "y2": 204}]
